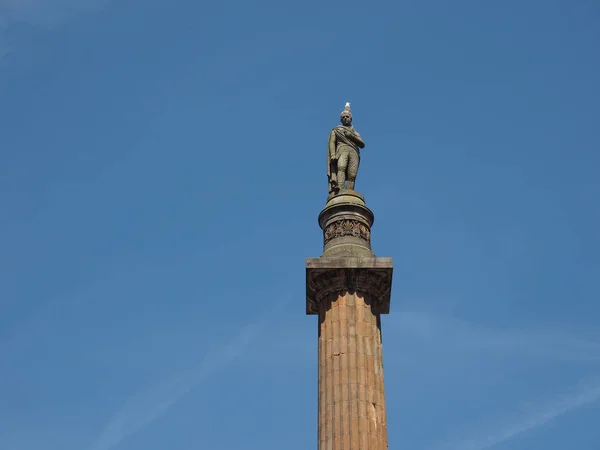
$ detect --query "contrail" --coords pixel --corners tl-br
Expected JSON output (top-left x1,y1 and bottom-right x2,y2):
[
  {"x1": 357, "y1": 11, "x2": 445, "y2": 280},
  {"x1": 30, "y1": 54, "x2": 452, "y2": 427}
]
[
  {"x1": 89, "y1": 296, "x2": 292, "y2": 450},
  {"x1": 430, "y1": 376, "x2": 600, "y2": 450}
]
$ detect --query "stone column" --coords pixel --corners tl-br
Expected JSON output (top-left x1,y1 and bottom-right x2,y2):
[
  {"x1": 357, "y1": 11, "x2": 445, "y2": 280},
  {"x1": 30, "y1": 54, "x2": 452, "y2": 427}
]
[{"x1": 307, "y1": 190, "x2": 393, "y2": 450}]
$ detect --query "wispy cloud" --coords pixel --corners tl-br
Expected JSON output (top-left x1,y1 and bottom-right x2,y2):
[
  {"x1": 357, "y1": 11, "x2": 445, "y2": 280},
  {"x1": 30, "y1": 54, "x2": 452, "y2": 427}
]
[
  {"x1": 88, "y1": 297, "x2": 292, "y2": 450},
  {"x1": 88, "y1": 324, "x2": 257, "y2": 450},
  {"x1": 236, "y1": 309, "x2": 600, "y2": 370},
  {"x1": 0, "y1": 0, "x2": 109, "y2": 27},
  {"x1": 0, "y1": 0, "x2": 111, "y2": 64},
  {"x1": 430, "y1": 376, "x2": 600, "y2": 450},
  {"x1": 391, "y1": 310, "x2": 600, "y2": 363}
]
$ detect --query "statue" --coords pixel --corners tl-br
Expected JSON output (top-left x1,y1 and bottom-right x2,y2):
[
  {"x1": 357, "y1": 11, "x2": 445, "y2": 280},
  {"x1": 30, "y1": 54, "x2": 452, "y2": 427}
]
[{"x1": 327, "y1": 102, "x2": 365, "y2": 195}]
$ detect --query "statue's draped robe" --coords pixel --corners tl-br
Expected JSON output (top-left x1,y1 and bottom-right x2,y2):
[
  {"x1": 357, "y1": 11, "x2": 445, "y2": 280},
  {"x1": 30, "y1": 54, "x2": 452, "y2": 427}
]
[{"x1": 328, "y1": 126, "x2": 361, "y2": 193}]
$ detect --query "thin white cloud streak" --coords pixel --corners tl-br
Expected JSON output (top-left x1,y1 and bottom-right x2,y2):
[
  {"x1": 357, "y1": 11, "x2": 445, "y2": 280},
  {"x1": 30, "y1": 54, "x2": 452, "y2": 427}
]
[
  {"x1": 390, "y1": 310, "x2": 600, "y2": 363},
  {"x1": 88, "y1": 324, "x2": 257, "y2": 450},
  {"x1": 237, "y1": 309, "x2": 600, "y2": 369},
  {"x1": 430, "y1": 376, "x2": 600, "y2": 450},
  {"x1": 88, "y1": 297, "x2": 292, "y2": 450},
  {"x1": 0, "y1": 0, "x2": 111, "y2": 64},
  {"x1": 0, "y1": 0, "x2": 109, "y2": 27}
]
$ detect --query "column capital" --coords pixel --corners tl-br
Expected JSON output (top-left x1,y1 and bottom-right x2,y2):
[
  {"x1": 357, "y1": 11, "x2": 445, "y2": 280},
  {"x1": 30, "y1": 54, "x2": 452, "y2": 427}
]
[{"x1": 305, "y1": 257, "x2": 393, "y2": 315}]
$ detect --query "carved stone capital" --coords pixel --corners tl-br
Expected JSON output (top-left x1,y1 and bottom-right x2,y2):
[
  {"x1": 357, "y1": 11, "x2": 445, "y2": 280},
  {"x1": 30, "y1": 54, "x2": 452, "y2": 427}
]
[
  {"x1": 318, "y1": 190, "x2": 374, "y2": 255},
  {"x1": 306, "y1": 257, "x2": 393, "y2": 315},
  {"x1": 323, "y1": 219, "x2": 371, "y2": 245}
]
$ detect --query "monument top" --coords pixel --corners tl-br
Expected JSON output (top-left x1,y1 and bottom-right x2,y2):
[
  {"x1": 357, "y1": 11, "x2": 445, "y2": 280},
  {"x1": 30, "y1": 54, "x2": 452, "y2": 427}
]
[{"x1": 327, "y1": 103, "x2": 365, "y2": 196}]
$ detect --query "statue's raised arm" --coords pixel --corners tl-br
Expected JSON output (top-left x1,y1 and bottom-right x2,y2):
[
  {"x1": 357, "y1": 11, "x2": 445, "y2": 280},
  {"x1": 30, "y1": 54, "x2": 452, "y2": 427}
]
[{"x1": 327, "y1": 103, "x2": 366, "y2": 195}]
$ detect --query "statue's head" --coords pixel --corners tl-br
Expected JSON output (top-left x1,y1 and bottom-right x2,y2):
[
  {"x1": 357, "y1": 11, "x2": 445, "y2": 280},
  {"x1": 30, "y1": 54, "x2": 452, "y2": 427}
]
[
  {"x1": 340, "y1": 102, "x2": 353, "y2": 126},
  {"x1": 340, "y1": 110, "x2": 352, "y2": 126}
]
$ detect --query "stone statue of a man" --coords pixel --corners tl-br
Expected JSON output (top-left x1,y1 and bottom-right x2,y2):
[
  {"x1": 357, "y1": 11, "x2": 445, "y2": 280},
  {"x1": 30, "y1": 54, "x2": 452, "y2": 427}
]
[{"x1": 327, "y1": 103, "x2": 365, "y2": 195}]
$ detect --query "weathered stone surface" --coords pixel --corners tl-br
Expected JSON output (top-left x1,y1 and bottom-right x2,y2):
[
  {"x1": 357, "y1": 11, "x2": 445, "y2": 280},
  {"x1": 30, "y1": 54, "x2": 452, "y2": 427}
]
[
  {"x1": 327, "y1": 103, "x2": 366, "y2": 195},
  {"x1": 307, "y1": 256, "x2": 393, "y2": 449},
  {"x1": 319, "y1": 189, "x2": 374, "y2": 258},
  {"x1": 317, "y1": 291, "x2": 389, "y2": 449},
  {"x1": 308, "y1": 149, "x2": 394, "y2": 449},
  {"x1": 324, "y1": 219, "x2": 371, "y2": 246},
  {"x1": 305, "y1": 259, "x2": 393, "y2": 315},
  {"x1": 307, "y1": 257, "x2": 394, "y2": 269}
]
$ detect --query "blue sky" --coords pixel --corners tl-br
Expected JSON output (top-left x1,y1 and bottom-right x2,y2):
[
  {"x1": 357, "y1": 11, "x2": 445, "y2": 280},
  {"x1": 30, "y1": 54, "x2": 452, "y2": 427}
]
[{"x1": 1, "y1": 0, "x2": 599, "y2": 449}]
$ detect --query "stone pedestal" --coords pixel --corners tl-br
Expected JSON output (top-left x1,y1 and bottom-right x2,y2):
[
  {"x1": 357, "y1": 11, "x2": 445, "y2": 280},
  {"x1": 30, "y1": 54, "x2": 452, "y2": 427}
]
[{"x1": 306, "y1": 190, "x2": 393, "y2": 450}]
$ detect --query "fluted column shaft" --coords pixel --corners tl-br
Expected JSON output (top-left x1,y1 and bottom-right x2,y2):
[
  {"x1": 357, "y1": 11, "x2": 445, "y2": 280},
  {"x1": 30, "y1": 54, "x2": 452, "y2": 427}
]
[
  {"x1": 318, "y1": 291, "x2": 388, "y2": 450},
  {"x1": 307, "y1": 190, "x2": 393, "y2": 449}
]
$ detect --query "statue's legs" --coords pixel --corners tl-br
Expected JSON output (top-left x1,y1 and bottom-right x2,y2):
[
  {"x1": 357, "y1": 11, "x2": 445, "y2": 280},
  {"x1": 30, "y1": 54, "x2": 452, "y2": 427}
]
[
  {"x1": 345, "y1": 149, "x2": 360, "y2": 190},
  {"x1": 336, "y1": 151, "x2": 349, "y2": 190}
]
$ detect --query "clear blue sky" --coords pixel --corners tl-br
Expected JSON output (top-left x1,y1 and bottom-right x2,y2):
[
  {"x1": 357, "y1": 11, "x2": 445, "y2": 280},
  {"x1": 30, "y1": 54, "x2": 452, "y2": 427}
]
[{"x1": 1, "y1": 1, "x2": 599, "y2": 449}]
